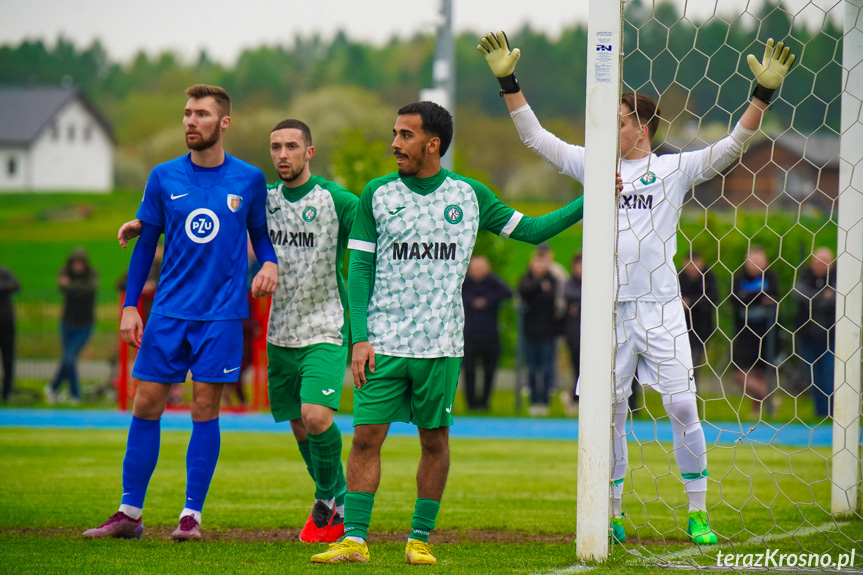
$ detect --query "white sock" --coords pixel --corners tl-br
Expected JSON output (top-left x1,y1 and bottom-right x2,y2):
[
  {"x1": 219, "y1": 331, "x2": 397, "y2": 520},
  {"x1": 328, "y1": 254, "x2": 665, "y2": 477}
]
[
  {"x1": 611, "y1": 497, "x2": 623, "y2": 517},
  {"x1": 317, "y1": 497, "x2": 336, "y2": 509},
  {"x1": 688, "y1": 491, "x2": 707, "y2": 513},
  {"x1": 180, "y1": 508, "x2": 202, "y2": 525},
  {"x1": 345, "y1": 535, "x2": 365, "y2": 544},
  {"x1": 664, "y1": 393, "x2": 709, "y2": 493},
  {"x1": 118, "y1": 504, "x2": 142, "y2": 520},
  {"x1": 611, "y1": 400, "x2": 629, "y2": 485},
  {"x1": 336, "y1": 504, "x2": 345, "y2": 517}
]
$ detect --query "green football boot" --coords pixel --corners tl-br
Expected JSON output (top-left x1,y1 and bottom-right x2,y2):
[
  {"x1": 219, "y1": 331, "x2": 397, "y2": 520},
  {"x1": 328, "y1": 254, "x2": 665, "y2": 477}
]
[
  {"x1": 687, "y1": 511, "x2": 718, "y2": 545},
  {"x1": 610, "y1": 515, "x2": 626, "y2": 543},
  {"x1": 572, "y1": 514, "x2": 626, "y2": 546}
]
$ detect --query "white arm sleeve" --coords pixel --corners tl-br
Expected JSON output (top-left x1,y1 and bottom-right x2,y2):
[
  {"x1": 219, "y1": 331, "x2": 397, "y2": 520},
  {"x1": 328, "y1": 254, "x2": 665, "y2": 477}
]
[
  {"x1": 679, "y1": 122, "x2": 757, "y2": 187},
  {"x1": 510, "y1": 104, "x2": 585, "y2": 182}
]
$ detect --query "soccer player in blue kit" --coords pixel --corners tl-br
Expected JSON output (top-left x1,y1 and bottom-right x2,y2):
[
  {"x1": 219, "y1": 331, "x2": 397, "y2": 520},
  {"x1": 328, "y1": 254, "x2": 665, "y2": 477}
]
[{"x1": 84, "y1": 85, "x2": 278, "y2": 541}]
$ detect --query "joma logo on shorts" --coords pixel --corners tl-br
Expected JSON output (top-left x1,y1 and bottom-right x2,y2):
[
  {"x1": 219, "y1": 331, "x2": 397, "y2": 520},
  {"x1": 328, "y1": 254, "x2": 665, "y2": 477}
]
[
  {"x1": 619, "y1": 194, "x2": 654, "y2": 210},
  {"x1": 392, "y1": 242, "x2": 456, "y2": 261},
  {"x1": 270, "y1": 230, "x2": 315, "y2": 247}
]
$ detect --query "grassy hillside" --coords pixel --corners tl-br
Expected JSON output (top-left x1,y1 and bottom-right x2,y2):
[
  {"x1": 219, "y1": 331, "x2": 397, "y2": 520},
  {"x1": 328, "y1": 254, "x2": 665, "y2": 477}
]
[{"x1": 0, "y1": 191, "x2": 142, "y2": 302}]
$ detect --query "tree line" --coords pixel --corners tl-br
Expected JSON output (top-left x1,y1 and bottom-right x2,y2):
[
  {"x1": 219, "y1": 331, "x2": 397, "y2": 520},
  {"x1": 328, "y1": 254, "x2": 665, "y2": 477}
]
[{"x1": 0, "y1": 0, "x2": 842, "y2": 192}]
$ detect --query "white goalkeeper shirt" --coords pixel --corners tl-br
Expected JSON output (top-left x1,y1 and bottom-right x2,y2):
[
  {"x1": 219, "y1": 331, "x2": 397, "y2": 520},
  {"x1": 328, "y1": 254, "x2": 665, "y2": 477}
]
[{"x1": 511, "y1": 104, "x2": 755, "y2": 303}]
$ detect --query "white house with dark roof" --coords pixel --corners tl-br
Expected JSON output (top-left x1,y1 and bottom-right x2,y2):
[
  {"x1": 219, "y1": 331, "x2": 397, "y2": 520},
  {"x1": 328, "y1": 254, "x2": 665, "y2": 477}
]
[{"x1": 0, "y1": 86, "x2": 113, "y2": 192}]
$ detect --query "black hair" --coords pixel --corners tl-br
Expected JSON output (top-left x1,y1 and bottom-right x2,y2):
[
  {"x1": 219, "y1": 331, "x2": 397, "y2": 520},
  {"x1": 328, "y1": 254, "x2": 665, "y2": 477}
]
[
  {"x1": 397, "y1": 101, "x2": 453, "y2": 157},
  {"x1": 271, "y1": 119, "x2": 312, "y2": 146}
]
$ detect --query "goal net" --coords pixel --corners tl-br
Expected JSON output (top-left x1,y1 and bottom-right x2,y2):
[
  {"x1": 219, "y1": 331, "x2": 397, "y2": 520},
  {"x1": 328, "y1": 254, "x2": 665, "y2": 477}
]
[{"x1": 577, "y1": 0, "x2": 863, "y2": 569}]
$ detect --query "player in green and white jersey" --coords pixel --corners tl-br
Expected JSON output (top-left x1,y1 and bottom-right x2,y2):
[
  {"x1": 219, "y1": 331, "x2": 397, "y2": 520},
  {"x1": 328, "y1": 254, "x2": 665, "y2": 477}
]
[
  {"x1": 266, "y1": 119, "x2": 356, "y2": 543},
  {"x1": 311, "y1": 101, "x2": 585, "y2": 566}
]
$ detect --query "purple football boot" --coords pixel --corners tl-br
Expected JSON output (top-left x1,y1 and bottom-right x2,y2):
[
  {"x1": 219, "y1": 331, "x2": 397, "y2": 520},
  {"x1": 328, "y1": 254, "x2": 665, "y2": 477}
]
[{"x1": 83, "y1": 512, "x2": 143, "y2": 539}]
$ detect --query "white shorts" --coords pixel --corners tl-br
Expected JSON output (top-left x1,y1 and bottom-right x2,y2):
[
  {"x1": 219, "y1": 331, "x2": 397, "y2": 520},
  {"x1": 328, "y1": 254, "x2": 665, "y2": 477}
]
[{"x1": 577, "y1": 298, "x2": 695, "y2": 401}]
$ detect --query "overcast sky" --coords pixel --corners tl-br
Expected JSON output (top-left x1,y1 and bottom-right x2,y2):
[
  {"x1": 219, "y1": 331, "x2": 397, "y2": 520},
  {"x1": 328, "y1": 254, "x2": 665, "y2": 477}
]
[{"x1": 1, "y1": 0, "x2": 843, "y2": 64}]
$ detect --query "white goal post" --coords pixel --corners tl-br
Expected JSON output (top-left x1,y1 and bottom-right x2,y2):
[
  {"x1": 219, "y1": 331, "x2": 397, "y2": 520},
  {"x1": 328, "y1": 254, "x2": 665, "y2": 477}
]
[
  {"x1": 833, "y1": 0, "x2": 863, "y2": 518},
  {"x1": 577, "y1": 0, "x2": 623, "y2": 562}
]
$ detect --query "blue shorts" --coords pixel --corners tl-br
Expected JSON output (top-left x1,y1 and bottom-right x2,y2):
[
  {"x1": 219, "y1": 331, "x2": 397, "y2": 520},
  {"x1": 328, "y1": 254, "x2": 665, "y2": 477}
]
[{"x1": 132, "y1": 313, "x2": 244, "y2": 384}]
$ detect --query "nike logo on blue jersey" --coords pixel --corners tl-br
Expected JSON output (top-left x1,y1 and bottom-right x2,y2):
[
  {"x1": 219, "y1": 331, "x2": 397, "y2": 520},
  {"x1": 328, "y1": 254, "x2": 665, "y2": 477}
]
[
  {"x1": 322, "y1": 389, "x2": 336, "y2": 396},
  {"x1": 389, "y1": 207, "x2": 406, "y2": 215},
  {"x1": 171, "y1": 193, "x2": 189, "y2": 200},
  {"x1": 268, "y1": 207, "x2": 281, "y2": 214},
  {"x1": 223, "y1": 367, "x2": 240, "y2": 374}
]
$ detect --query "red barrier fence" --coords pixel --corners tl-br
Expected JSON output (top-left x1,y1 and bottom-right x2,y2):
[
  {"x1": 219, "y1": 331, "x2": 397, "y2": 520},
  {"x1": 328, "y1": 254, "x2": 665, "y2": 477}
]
[{"x1": 116, "y1": 292, "x2": 270, "y2": 412}]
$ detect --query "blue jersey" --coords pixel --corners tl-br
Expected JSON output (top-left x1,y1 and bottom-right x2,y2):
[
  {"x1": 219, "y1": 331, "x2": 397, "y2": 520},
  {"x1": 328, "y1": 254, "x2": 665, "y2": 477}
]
[{"x1": 137, "y1": 153, "x2": 267, "y2": 320}]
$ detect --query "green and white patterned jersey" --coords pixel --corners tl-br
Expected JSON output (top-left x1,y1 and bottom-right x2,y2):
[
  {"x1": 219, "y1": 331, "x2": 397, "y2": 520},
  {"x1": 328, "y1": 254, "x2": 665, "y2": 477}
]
[
  {"x1": 266, "y1": 175, "x2": 357, "y2": 348},
  {"x1": 348, "y1": 169, "x2": 523, "y2": 358}
]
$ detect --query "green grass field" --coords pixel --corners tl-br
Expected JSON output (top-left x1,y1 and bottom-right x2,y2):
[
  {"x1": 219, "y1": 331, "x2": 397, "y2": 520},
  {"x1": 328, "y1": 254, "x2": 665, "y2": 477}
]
[
  {"x1": 2, "y1": 192, "x2": 858, "y2": 573},
  {"x1": 1, "y1": 427, "x2": 860, "y2": 574}
]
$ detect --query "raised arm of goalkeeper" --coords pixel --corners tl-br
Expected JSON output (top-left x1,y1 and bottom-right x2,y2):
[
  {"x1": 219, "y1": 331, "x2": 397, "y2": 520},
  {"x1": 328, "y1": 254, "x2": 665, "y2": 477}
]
[{"x1": 477, "y1": 30, "x2": 796, "y2": 157}]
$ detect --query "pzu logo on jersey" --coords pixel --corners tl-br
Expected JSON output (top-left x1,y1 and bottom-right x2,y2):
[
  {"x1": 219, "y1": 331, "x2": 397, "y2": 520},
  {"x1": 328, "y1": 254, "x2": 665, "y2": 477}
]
[{"x1": 185, "y1": 208, "x2": 220, "y2": 244}]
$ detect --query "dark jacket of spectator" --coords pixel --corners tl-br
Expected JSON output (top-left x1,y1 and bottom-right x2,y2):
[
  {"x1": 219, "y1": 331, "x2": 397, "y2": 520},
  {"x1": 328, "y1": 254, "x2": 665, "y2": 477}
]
[
  {"x1": 463, "y1": 273, "x2": 512, "y2": 342},
  {"x1": 0, "y1": 266, "x2": 20, "y2": 326},
  {"x1": 678, "y1": 266, "x2": 718, "y2": 344},
  {"x1": 562, "y1": 274, "x2": 582, "y2": 345},
  {"x1": 794, "y1": 266, "x2": 836, "y2": 342},
  {"x1": 731, "y1": 265, "x2": 780, "y2": 371},
  {"x1": 519, "y1": 270, "x2": 559, "y2": 340},
  {"x1": 0, "y1": 266, "x2": 20, "y2": 402},
  {"x1": 60, "y1": 247, "x2": 99, "y2": 328}
]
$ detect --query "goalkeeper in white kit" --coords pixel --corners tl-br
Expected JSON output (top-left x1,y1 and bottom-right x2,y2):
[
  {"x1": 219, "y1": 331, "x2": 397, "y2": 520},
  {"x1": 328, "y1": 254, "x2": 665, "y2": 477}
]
[{"x1": 479, "y1": 30, "x2": 795, "y2": 545}]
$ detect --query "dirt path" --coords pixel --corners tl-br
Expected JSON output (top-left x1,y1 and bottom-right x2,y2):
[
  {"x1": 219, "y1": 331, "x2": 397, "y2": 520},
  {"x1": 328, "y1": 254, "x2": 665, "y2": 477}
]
[{"x1": 2, "y1": 527, "x2": 578, "y2": 544}]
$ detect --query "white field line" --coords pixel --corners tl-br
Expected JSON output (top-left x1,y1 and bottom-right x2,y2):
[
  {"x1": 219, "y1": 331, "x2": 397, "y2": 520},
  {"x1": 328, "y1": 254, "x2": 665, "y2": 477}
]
[
  {"x1": 531, "y1": 565, "x2": 598, "y2": 575},
  {"x1": 530, "y1": 521, "x2": 851, "y2": 575},
  {"x1": 652, "y1": 520, "x2": 848, "y2": 563}
]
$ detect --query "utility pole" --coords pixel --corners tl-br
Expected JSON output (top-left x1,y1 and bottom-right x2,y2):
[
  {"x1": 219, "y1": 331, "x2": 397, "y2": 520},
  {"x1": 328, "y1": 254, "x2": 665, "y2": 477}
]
[{"x1": 421, "y1": 0, "x2": 455, "y2": 170}]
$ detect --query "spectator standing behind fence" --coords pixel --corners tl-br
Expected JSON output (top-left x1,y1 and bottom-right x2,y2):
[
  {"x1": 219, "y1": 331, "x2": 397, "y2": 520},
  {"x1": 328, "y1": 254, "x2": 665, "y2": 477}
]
[
  {"x1": 0, "y1": 265, "x2": 20, "y2": 402},
  {"x1": 561, "y1": 253, "x2": 582, "y2": 417},
  {"x1": 45, "y1": 247, "x2": 98, "y2": 405},
  {"x1": 461, "y1": 255, "x2": 511, "y2": 411},
  {"x1": 731, "y1": 247, "x2": 780, "y2": 415},
  {"x1": 519, "y1": 249, "x2": 560, "y2": 416},
  {"x1": 533, "y1": 243, "x2": 567, "y2": 320},
  {"x1": 678, "y1": 252, "x2": 718, "y2": 369},
  {"x1": 794, "y1": 247, "x2": 836, "y2": 418}
]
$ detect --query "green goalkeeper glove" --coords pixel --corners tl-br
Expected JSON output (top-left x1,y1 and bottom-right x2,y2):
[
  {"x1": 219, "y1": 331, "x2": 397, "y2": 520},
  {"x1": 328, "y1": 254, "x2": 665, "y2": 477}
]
[
  {"x1": 477, "y1": 31, "x2": 521, "y2": 96},
  {"x1": 746, "y1": 38, "x2": 796, "y2": 104}
]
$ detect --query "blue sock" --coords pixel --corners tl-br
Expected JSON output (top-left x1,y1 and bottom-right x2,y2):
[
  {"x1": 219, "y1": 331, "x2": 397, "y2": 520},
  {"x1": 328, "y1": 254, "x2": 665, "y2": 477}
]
[
  {"x1": 184, "y1": 418, "x2": 221, "y2": 512},
  {"x1": 121, "y1": 416, "x2": 161, "y2": 509}
]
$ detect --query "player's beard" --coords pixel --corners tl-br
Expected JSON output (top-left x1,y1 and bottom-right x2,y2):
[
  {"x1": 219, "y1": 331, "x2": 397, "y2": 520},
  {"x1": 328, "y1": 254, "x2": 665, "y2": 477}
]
[
  {"x1": 279, "y1": 163, "x2": 305, "y2": 184},
  {"x1": 186, "y1": 123, "x2": 221, "y2": 151},
  {"x1": 396, "y1": 147, "x2": 426, "y2": 179}
]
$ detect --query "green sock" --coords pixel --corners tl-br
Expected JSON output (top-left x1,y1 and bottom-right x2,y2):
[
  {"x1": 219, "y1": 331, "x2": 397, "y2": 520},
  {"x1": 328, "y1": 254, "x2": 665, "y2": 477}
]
[
  {"x1": 410, "y1": 498, "x2": 440, "y2": 542},
  {"x1": 344, "y1": 491, "x2": 375, "y2": 540},
  {"x1": 308, "y1": 423, "x2": 344, "y2": 500},
  {"x1": 335, "y1": 464, "x2": 347, "y2": 508},
  {"x1": 297, "y1": 439, "x2": 315, "y2": 484}
]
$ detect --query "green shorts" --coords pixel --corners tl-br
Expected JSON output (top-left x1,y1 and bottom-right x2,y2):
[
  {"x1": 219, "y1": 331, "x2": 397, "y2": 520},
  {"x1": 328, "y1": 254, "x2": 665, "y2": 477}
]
[
  {"x1": 267, "y1": 342, "x2": 348, "y2": 423},
  {"x1": 353, "y1": 355, "x2": 462, "y2": 429}
]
